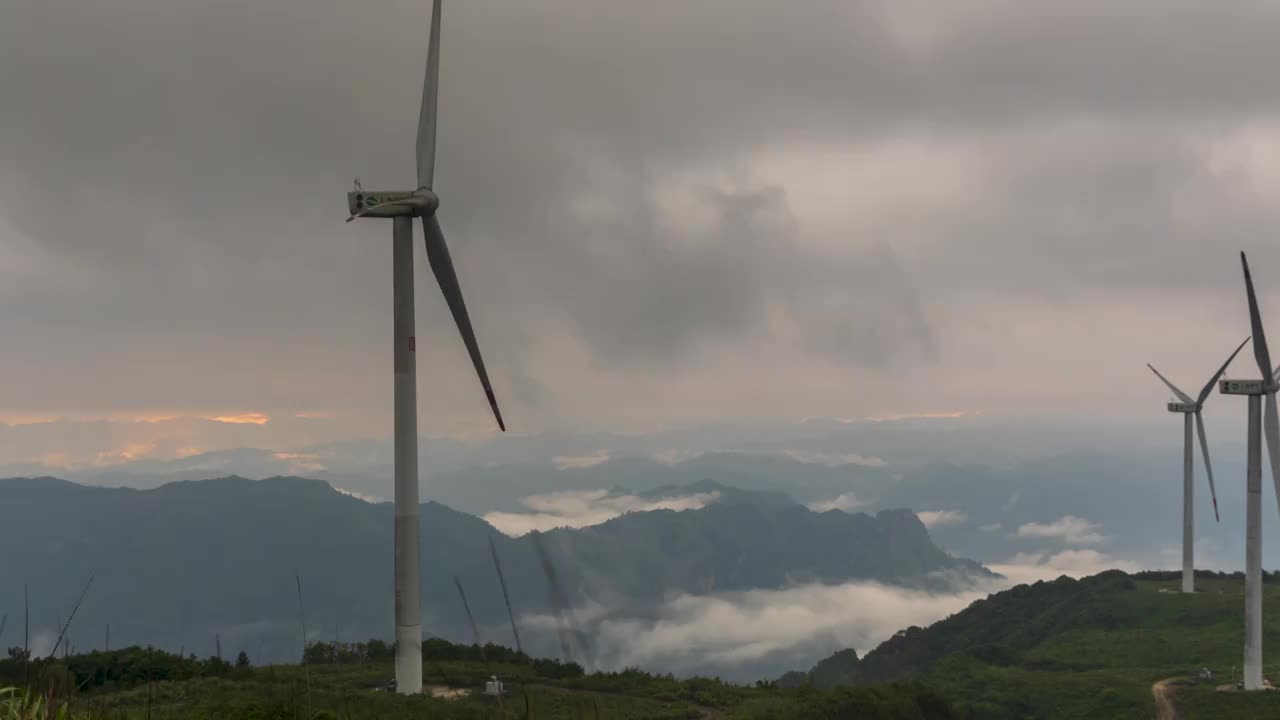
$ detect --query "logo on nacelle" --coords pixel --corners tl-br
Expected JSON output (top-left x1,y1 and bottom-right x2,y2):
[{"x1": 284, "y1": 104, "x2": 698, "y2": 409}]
[{"x1": 1221, "y1": 379, "x2": 1265, "y2": 395}]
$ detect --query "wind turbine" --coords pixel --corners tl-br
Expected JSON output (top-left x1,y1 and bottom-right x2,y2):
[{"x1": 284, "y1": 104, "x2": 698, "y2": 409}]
[
  {"x1": 488, "y1": 533, "x2": 523, "y2": 654},
  {"x1": 1219, "y1": 252, "x2": 1280, "y2": 691},
  {"x1": 344, "y1": 0, "x2": 506, "y2": 695},
  {"x1": 1147, "y1": 337, "x2": 1249, "y2": 593}
]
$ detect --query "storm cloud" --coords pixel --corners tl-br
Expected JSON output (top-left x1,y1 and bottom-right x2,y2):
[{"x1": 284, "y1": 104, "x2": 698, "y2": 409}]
[{"x1": 4, "y1": 0, "x2": 1280, "y2": 444}]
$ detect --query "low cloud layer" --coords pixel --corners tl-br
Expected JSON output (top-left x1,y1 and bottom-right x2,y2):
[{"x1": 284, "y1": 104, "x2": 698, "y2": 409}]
[
  {"x1": 990, "y1": 550, "x2": 1138, "y2": 586},
  {"x1": 783, "y1": 450, "x2": 887, "y2": 468},
  {"x1": 918, "y1": 510, "x2": 967, "y2": 528},
  {"x1": 1016, "y1": 515, "x2": 1106, "y2": 545},
  {"x1": 483, "y1": 489, "x2": 721, "y2": 536},
  {"x1": 335, "y1": 487, "x2": 382, "y2": 504},
  {"x1": 807, "y1": 494, "x2": 867, "y2": 513},
  {"x1": 520, "y1": 579, "x2": 993, "y2": 679},
  {"x1": 512, "y1": 547, "x2": 1139, "y2": 681},
  {"x1": 552, "y1": 450, "x2": 613, "y2": 470}
]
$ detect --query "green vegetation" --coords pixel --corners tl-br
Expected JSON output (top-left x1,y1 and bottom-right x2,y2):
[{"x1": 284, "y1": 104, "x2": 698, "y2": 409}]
[
  {"x1": 19, "y1": 563, "x2": 1280, "y2": 718},
  {"x1": 0, "y1": 640, "x2": 960, "y2": 719},
  {"x1": 796, "y1": 570, "x2": 1280, "y2": 719}
]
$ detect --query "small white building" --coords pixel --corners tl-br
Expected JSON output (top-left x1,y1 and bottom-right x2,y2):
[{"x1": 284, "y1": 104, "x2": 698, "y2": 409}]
[{"x1": 484, "y1": 676, "x2": 504, "y2": 696}]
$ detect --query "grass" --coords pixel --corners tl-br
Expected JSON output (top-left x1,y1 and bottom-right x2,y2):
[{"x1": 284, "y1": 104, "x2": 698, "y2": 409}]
[
  {"x1": 892, "y1": 574, "x2": 1280, "y2": 719},
  {"x1": 20, "y1": 571, "x2": 1280, "y2": 718},
  {"x1": 1, "y1": 686, "x2": 80, "y2": 720},
  {"x1": 0, "y1": 650, "x2": 960, "y2": 720}
]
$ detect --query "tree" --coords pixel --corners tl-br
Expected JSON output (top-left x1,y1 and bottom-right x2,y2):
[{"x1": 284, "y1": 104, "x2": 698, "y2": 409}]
[
  {"x1": 7, "y1": 646, "x2": 30, "y2": 662},
  {"x1": 235, "y1": 651, "x2": 251, "y2": 668}
]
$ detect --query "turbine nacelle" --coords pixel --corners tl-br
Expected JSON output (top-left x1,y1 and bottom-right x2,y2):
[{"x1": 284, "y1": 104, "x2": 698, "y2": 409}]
[
  {"x1": 346, "y1": 189, "x2": 440, "y2": 221},
  {"x1": 1167, "y1": 402, "x2": 1197, "y2": 413},
  {"x1": 1221, "y1": 379, "x2": 1267, "y2": 396}
]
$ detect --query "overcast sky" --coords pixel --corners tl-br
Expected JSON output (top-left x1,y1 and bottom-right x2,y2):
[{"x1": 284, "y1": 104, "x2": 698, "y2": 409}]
[{"x1": 5, "y1": 1, "x2": 1280, "y2": 462}]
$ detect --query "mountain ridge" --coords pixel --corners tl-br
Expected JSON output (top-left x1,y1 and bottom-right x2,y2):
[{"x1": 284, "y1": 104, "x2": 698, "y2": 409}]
[
  {"x1": 781, "y1": 570, "x2": 1280, "y2": 718},
  {"x1": 0, "y1": 474, "x2": 992, "y2": 680}
]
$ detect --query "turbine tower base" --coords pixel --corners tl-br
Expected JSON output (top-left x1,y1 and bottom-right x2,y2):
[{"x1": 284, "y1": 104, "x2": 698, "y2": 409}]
[
  {"x1": 1183, "y1": 411, "x2": 1194, "y2": 594},
  {"x1": 392, "y1": 216, "x2": 423, "y2": 696},
  {"x1": 396, "y1": 624, "x2": 423, "y2": 695},
  {"x1": 1245, "y1": 394, "x2": 1263, "y2": 690}
]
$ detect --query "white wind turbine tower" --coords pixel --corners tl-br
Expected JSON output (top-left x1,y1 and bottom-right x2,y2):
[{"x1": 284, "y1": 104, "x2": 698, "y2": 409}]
[
  {"x1": 345, "y1": 0, "x2": 505, "y2": 695},
  {"x1": 1220, "y1": 252, "x2": 1280, "y2": 691},
  {"x1": 1147, "y1": 337, "x2": 1250, "y2": 594}
]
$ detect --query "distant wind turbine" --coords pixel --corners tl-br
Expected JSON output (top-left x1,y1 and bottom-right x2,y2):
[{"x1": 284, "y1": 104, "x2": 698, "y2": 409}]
[
  {"x1": 23, "y1": 584, "x2": 28, "y2": 683},
  {"x1": 343, "y1": 0, "x2": 506, "y2": 695},
  {"x1": 531, "y1": 533, "x2": 596, "y2": 670},
  {"x1": 453, "y1": 576, "x2": 482, "y2": 650},
  {"x1": 1147, "y1": 337, "x2": 1249, "y2": 593},
  {"x1": 1219, "y1": 252, "x2": 1280, "y2": 691},
  {"x1": 48, "y1": 576, "x2": 93, "y2": 661},
  {"x1": 531, "y1": 535, "x2": 574, "y2": 664},
  {"x1": 488, "y1": 533, "x2": 523, "y2": 654}
]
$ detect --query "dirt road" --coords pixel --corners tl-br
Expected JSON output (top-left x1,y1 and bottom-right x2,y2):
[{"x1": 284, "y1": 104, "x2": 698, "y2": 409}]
[{"x1": 1152, "y1": 678, "x2": 1178, "y2": 720}]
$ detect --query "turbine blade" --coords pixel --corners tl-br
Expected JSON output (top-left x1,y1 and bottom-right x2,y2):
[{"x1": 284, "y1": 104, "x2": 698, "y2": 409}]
[
  {"x1": 1242, "y1": 252, "x2": 1273, "y2": 382},
  {"x1": 1147, "y1": 364, "x2": 1193, "y2": 404},
  {"x1": 416, "y1": 0, "x2": 442, "y2": 190},
  {"x1": 531, "y1": 533, "x2": 575, "y2": 665},
  {"x1": 421, "y1": 215, "x2": 505, "y2": 431},
  {"x1": 1266, "y1": 394, "x2": 1280, "y2": 518},
  {"x1": 453, "y1": 576, "x2": 482, "y2": 650},
  {"x1": 1195, "y1": 411, "x2": 1220, "y2": 523},
  {"x1": 1199, "y1": 337, "x2": 1252, "y2": 406},
  {"x1": 489, "y1": 533, "x2": 523, "y2": 654}
]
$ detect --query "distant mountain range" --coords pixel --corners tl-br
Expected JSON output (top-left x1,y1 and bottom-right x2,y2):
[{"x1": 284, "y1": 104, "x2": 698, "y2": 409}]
[
  {"x1": 28, "y1": 430, "x2": 1274, "y2": 574},
  {"x1": 0, "y1": 475, "x2": 991, "y2": 677},
  {"x1": 424, "y1": 449, "x2": 1280, "y2": 573}
]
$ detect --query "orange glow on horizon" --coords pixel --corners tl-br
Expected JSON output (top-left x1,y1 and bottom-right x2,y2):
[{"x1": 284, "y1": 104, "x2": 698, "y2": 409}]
[
  {"x1": 41, "y1": 452, "x2": 77, "y2": 469},
  {"x1": 94, "y1": 442, "x2": 159, "y2": 466},
  {"x1": 272, "y1": 451, "x2": 327, "y2": 474},
  {"x1": 1, "y1": 416, "x2": 61, "y2": 426},
  {"x1": 3, "y1": 413, "x2": 183, "y2": 425},
  {"x1": 205, "y1": 413, "x2": 270, "y2": 425},
  {"x1": 866, "y1": 410, "x2": 985, "y2": 422},
  {"x1": 131, "y1": 414, "x2": 181, "y2": 424}
]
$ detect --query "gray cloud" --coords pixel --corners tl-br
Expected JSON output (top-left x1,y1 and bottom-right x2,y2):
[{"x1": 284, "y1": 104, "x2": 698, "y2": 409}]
[
  {"x1": 1016, "y1": 516, "x2": 1107, "y2": 546},
  {"x1": 6, "y1": 0, "x2": 1280, "y2": 433}
]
